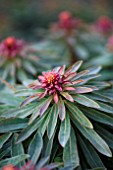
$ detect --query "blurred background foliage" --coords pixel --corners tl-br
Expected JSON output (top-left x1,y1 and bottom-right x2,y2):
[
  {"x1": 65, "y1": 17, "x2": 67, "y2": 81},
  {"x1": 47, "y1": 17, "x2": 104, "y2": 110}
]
[{"x1": 1, "y1": 0, "x2": 113, "y2": 41}]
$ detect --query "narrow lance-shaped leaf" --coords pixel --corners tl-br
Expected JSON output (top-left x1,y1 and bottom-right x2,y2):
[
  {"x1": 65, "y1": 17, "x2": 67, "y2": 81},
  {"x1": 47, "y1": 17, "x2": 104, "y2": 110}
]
[
  {"x1": 58, "y1": 65, "x2": 66, "y2": 75},
  {"x1": 28, "y1": 131, "x2": 43, "y2": 164},
  {"x1": 63, "y1": 127, "x2": 79, "y2": 168},
  {"x1": 44, "y1": 130, "x2": 56, "y2": 158},
  {"x1": 65, "y1": 60, "x2": 83, "y2": 74},
  {"x1": 29, "y1": 97, "x2": 52, "y2": 124},
  {"x1": 39, "y1": 97, "x2": 52, "y2": 116},
  {"x1": 0, "y1": 133, "x2": 12, "y2": 149},
  {"x1": 64, "y1": 72, "x2": 77, "y2": 81},
  {"x1": 86, "y1": 66, "x2": 102, "y2": 75},
  {"x1": 39, "y1": 112, "x2": 51, "y2": 136},
  {"x1": 73, "y1": 94, "x2": 100, "y2": 109},
  {"x1": 0, "y1": 118, "x2": 28, "y2": 133},
  {"x1": 47, "y1": 104, "x2": 59, "y2": 139},
  {"x1": 17, "y1": 111, "x2": 48, "y2": 143},
  {"x1": 96, "y1": 101, "x2": 113, "y2": 115},
  {"x1": 0, "y1": 154, "x2": 30, "y2": 167},
  {"x1": 58, "y1": 98, "x2": 66, "y2": 121},
  {"x1": 36, "y1": 157, "x2": 49, "y2": 169},
  {"x1": 72, "y1": 119, "x2": 112, "y2": 157},
  {"x1": 73, "y1": 87, "x2": 93, "y2": 94},
  {"x1": 11, "y1": 133, "x2": 25, "y2": 166},
  {"x1": 58, "y1": 112, "x2": 71, "y2": 147},
  {"x1": 72, "y1": 70, "x2": 89, "y2": 81},
  {"x1": 65, "y1": 101, "x2": 93, "y2": 129},
  {"x1": 82, "y1": 108, "x2": 113, "y2": 127},
  {"x1": 61, "y1": 92, "x2": 74, "y2": 102},
  {"x1": 78, "y1": 133, "x2": 105, "y2": 168},
  {"x1": 20, "y1": 94, "x2": 39, "y2": 107}
]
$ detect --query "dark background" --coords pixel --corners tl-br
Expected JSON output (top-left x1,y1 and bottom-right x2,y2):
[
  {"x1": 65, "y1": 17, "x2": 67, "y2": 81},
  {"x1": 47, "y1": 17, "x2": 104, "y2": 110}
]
[{"x1": 0, "y1": 0, "x2": 113, "y2": 40}]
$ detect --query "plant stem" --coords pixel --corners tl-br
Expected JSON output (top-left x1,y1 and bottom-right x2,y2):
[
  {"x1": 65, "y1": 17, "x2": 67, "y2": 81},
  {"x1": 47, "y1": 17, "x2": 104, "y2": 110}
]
[{"x1": 66, "y1": 37, "x2": 79, "y2": 65}]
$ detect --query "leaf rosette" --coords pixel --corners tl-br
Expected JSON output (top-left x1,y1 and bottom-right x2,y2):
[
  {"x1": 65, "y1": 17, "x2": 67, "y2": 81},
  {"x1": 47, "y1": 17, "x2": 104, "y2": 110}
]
[
  {"x1": 0, "y1": 61, "x2": 113, "y2": 169},
  {"x1": 0, "y1": 37, "x2": 50, "y2": 86}
]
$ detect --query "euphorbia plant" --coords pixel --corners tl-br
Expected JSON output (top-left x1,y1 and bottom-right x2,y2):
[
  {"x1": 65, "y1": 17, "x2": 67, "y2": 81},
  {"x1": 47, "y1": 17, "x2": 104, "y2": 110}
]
[
  {"x1": 83, "y1": 34, "x2": 113, "y2": 81},
  {"x1": 0, "y1": 61, "x2": 113, "y2": 169},
  {"x1": 94, "y1": 16, "x2": 113, "y2": 36},
  {"x1": 0, "y1": 36, "x2": 49, "y2": 86},
  {"x1": 1, "y1": 158, "x2": 60, "y2": 170},
  {"x1": 33, "y1": 11, "x2": 83, "y2": 66}
]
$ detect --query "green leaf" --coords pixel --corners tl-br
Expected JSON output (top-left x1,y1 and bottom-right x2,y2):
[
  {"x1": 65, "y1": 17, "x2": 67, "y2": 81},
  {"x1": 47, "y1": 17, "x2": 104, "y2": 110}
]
[
  {"x1": 72, "y1": 70, "x2": 89, "y2": 81},
  {"x1": 44, "y1": 132, "x2": 55, "y2": 158},
  {"x1": 78, "y1": 134, "x2": 105, "y2": 168},
  {"x1": 28, "y1": 131, "x2": 43, "y2": 164},
  {"x1": 17, "y1": 69, "x2": 28, "y2": 82},
  {"x1": 0, "y1": 118, "x2": 28, "y2": 133},
  {"x1": 95, "y1": 124, "x2": 113, "y2": 150},
  {"x1": 29, "y1": 97, "x2": 52, "y2": 124},
  {"x1": 73, "y1": 94, "x2": 100, "y2": 108},
  {"x1": 0, "y1": 147, "x2": 11, "y2": 159},
  {"x1": 96, "y1": 101, "x2": 113, "y2": 115},
  {"x1": 39, "y1": 111, "x2": 51, "y2": 136},
  {"x1": 36, "y1": 157, "x2": 49, "y2": 169},
  {"x1": 66, "y1": 60, "x2": 83, "y2": 74},
  {"x1": 15, "y1": 89, "x2": 37, "y2": 97},
  {"x1": 66, "y1": 102, "x2": 93, "y2": 129},
  {"x1": 82, "y1": 74, "x2": 101, "y2": 82},
  {"x1": 63, "y1": 128, "x2": 79, "y2": 168},
  {"x1": 58, "y1": 98, "x2": 66, "y2": 121},
  {"x1": 72, "y1": 119, "x2": 112, "y2": 157},
  {"x1": 1, "y1": 104, "x2": 35, "y2": 118},
  {"x1": 58, "y1": 112, "x2": 71, "y2": 147},
  {"x1": 86, "y1": 92, "x2": 113, "y2": 103},
  {"x1": 47, "y1": 105, "x2": 59, "y2": 139},
  {"x1": 86, "y1": 66, "x2": 102, "y2": 75},
  {"x1": 0, "y1": 133, "x2": 12, "y2": 149},
  {"x1": 20, "y1": 95, "x2": 39, "y2": 107},
  {"x1": 11, "y1": 133, "x2": 25, "y2": 166},
  {"x1": 17, "y1": 112, "x2": 48, "y2": 143},
  {"x1": 0, "y1": 92, "x2": 22, "y2": 106},
  {"x1": 23, "y1": 60, "x2": 37, "y2": 75},
  {"x1": 60, "y1": 92, "x2": 74, "y2": 102},
  {"x1": 73, "y1": 87, "x2": 93, "y2": 93},
  {"x1": 82, "y1": 108, "x2": 113, "y2": 127},
  {"x1": 0, "y1": 154, "x2": 29, "y2": 167}
]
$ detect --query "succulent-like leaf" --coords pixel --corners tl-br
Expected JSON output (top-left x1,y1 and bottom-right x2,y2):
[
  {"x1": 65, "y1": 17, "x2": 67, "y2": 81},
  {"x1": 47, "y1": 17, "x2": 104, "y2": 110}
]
[
  {"x1": 63, "y1": 127, "x2": 79, "y2": 168},
  {"x1": 61, "y1": 92, "x2": 74, "y2": 102},
  {"x1": 28, "y1": 131, "x2": 43, "y2": 164},
  {"x1": 86, "y1": 66, "x2": 102, "y2": 75},
  {"x1": 96, "y1": 101, "x2": 113, "y2": 114},
  {"x1": 82, "y1": 108, "x2": 113, "y2": 126},
  {"x1": 78, "y1": 133, "x2": 105, "y2": 168},
  {"x1": 58, "y1": 112, "x2": 71, "y2": 147},
  {"x1": 72, "y1": 70, "x2": 89, "y2": 81},
  {"x1": 73, "y1": 94, "x2": 100, "y2": 108},
  {"x1": 66, "y1": 101, "x2": 93, "y2": 129},
  {"x1": 0, "y1": 118, "x2": 28, "y2": 133},
  {"x1": 95, "y1": 124, "x2": 113, "y2": 150},
  {"x1": 17, "y1": 112, "x2": 48, "y2": 143},
  {"x1": 73, "y1": 119, "x2": 112, "y2": 157},
  {"x1": 20, "y1": 95, "x2": 39, "y2": 107},
  {"x1": 11, "y1": 133, "x2": 25, "y2": 166},
  {"x1": 47, "y1": 104, "x2": 59, "y2": 139},
  {"x1": 39, "y1": 111, "x2": 51, "y2": 136},
  {"x1": 58, "y1": 98, "x2": 66, "y2": 121},
  {"x1": 74, "y1": 87, "x2": 93, "y2": 93},
  {"x1": 65, "y1": 60, "x2": 83, "y2": 74},
  {"x1": 0, "y1": 133, "x2": 12, "y2": 149},
  {"x1": 0, "y1": 154, "x2": 29, "y2": 167}
]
